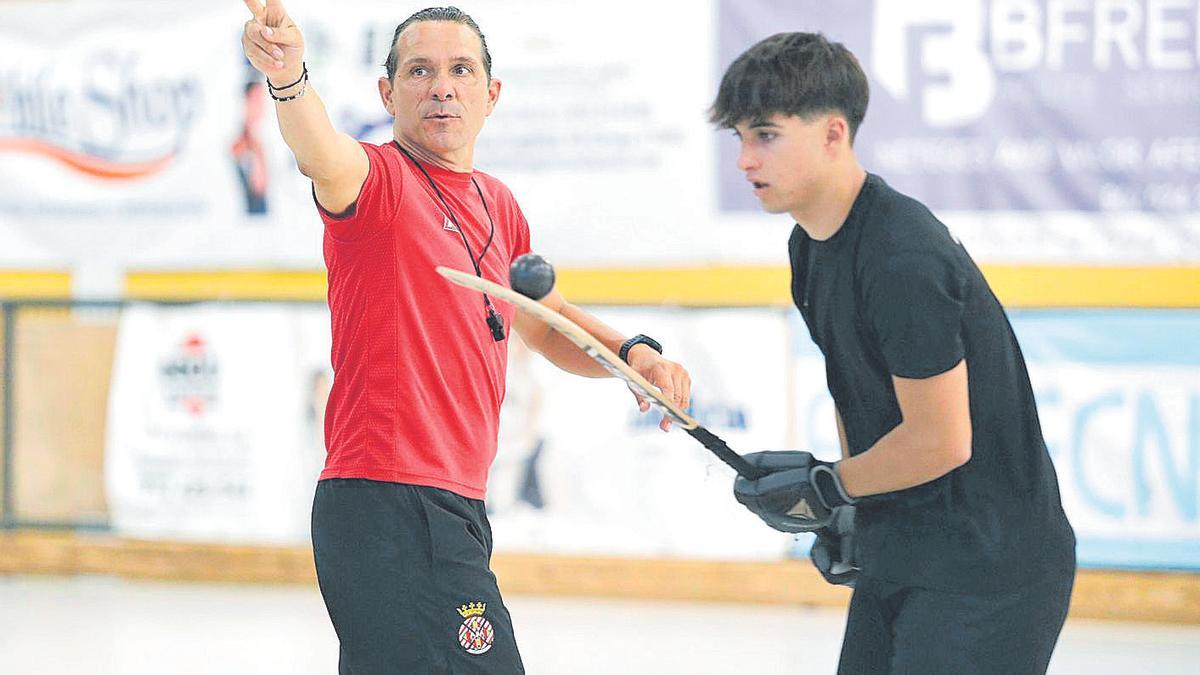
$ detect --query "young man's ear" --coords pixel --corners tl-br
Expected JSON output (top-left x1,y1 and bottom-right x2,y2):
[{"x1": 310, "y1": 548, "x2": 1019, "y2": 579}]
[{"x1": 825, "y1": 115, "x2": 850, "y2": 152}]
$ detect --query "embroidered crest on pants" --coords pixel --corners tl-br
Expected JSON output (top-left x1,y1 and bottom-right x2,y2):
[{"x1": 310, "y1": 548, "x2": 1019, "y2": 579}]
[{"x1": 456, "y1": 602, "x2": 495, "y2": 655}]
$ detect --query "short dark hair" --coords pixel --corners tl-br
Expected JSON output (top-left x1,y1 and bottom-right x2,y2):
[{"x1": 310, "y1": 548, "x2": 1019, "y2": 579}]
[
  {"x1": 709, "y1": 32, "x2": 869, "y2": 143},
  {"x1": 384, "y1": 6, "x2": 493, "y2": 81}
]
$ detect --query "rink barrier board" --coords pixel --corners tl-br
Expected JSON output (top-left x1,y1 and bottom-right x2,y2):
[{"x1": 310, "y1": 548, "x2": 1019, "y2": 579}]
[
  {"x1": 0, "y1": 304, "x2": 117, "y2": 528},
  {"x1": 120, "y1": 266, "x2": 1200, "y2": 308},
  {"x1": 1, "y1": 531, "x2": 1198, "y2": 625}
]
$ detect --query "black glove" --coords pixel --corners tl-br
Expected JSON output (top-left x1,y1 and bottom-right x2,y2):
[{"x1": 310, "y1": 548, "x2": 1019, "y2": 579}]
[
  {"x1": 733, "y1": 451, "x2": 857, "y2": 533},
  {"x1": 810, "y1": 505, "x2": 858, "y2": 587}
]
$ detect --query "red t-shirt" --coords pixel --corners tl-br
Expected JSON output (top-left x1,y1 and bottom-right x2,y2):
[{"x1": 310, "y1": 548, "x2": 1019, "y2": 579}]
[{"x1": 316, "y1": 141, "x2": 531, "y2": 500}]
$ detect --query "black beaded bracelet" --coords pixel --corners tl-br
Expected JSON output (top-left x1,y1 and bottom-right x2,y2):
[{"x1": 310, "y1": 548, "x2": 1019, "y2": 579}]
[
  {"x1": 267, "y1": 62, "x2": 307, "y2": 91},
  {"x1": 268, "y1": 68, "x2": 308, "y2": 102}
]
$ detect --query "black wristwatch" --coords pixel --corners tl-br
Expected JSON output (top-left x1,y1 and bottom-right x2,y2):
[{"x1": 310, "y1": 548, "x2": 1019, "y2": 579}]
[{"x1": 619, "y1": 334, "x2": 663, "y2": 364}]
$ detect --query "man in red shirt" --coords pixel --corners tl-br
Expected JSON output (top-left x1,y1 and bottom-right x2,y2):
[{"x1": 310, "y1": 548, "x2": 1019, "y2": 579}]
[{"x1": 241, "y1": 3, "x2": 693, "y2": 673}]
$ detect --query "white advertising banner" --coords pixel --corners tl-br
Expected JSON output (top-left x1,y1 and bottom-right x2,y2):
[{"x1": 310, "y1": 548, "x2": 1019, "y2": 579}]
[
  {"x1": 105, "y1": 303, "x2": 329, "y2": 543},
  {"x1": 2, "y1": 0, "x2": 1194, "y2": 287},
  {"x1": 104, "y1": 302, "x2": 794, "y2": 558},
  {"x1": 104, "y1": 302, "x2": 1198, "y2": 568},
  {"x1": 0, "y1": 3, "x2": 322, "y2": 275},
  {"x1": 0, "y1": 0, "x2": 728, "y2": 281},
  {"x1": 489, "y1": 307, "x2": 796, "y2": 560}
]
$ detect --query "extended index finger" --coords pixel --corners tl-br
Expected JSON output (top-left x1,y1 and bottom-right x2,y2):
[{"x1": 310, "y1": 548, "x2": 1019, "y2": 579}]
[{"x1": 241, "y1": 0, "x2": 263, "y2": 18}]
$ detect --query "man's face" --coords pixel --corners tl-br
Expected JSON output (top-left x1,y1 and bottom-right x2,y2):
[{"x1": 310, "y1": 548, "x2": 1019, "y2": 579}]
[
  {"x1": 381, "y1": 21, "x2": 500, "y2": 159},
  {"x1": 731, "y1": 113, "x2": 835, "y2": 215}
]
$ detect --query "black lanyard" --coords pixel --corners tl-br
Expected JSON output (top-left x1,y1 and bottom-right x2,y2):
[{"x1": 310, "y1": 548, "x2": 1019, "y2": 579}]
[{"x1": 394, "y1": 141, "x2": 506, "y2": 341}]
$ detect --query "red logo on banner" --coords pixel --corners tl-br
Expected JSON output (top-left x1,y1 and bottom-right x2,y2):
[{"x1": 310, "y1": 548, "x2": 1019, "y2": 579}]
[{"x1": 159, "y1": 332, "x2": 219, "y2": 417}]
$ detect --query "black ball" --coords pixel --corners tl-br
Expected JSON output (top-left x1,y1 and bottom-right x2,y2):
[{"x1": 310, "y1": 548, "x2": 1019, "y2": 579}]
[{"x1": 509, "y1": 253, "x2": 556, "y2": 300}]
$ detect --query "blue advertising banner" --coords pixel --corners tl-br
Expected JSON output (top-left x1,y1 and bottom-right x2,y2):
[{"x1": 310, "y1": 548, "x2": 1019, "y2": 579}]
[
  {"x1": 719, "y1": 0, "x2": 1200, "y2": 214},
  {"x1": 790, "y1": 309, "x2": 1200, "y2": 570},
  {"x1": 1015, "y1": 310, "x2": 1200, "y2": 569}
]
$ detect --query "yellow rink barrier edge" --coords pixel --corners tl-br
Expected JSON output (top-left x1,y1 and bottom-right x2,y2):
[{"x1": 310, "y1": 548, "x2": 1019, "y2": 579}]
[
  {"x1": 120, "y1": 265, "x2": 1200, "y2": 308},
  {"x1": 0, "y1": 271, "x2": 73, "y2": 299},
  {"x1": 0, "y1": 531, "x2": 1198, "y2": 625},
  {"x1": 123, "y1": 269, "x2": 329, "y2": 302}
]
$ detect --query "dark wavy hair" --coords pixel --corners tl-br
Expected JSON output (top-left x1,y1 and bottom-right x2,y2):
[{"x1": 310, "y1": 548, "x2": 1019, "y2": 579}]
[
  {"x1": 710, "y1": 32, "x2": 869, "y2": 143},
  {"x1": 384, "y1": 6, "x2": 493, "y2": 81}
]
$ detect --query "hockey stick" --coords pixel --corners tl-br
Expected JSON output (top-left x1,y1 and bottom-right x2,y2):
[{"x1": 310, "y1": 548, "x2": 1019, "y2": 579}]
[{"x1": 437, "y1": 266, "x2": 764, "y2": 480}]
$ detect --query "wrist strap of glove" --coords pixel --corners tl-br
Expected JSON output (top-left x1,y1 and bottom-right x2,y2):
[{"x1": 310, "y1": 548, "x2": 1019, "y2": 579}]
[{"x1": 811, "y1": 463, "x2": 857, "y2": 509}]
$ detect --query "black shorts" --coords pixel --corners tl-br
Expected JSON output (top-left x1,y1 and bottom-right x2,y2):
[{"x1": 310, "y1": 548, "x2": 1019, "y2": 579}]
[
  {"x1": 312, "y1": 479, "x2": 524, "y2": 674},
  {"x1": 837, "y1": 569, "x2": 1074, "y2": 675}
]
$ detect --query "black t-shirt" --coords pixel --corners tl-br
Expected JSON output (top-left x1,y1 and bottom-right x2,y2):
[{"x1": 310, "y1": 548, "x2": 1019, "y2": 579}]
[{"x1": 790, "y1": 173, "x2": 1075, "y2": 593}]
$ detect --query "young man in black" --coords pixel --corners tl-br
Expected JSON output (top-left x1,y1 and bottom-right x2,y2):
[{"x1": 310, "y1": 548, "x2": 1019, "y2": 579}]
[{"x1": 713, "y1": 33, "x2": 1076, "y2": 674}]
